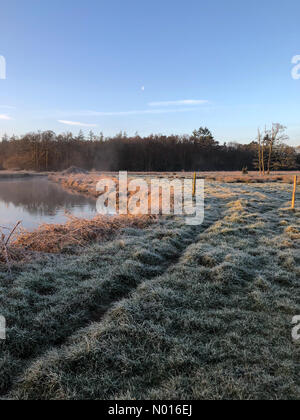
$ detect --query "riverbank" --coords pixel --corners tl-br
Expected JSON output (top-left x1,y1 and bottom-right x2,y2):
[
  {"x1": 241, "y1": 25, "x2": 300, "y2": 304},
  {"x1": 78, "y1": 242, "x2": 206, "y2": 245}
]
[
  {"x1": 0, "y1": 171, "x2": 48, "y2": 179},
  {"x1": 1, "y1": 213, "x2": 156, "y2": 266}
]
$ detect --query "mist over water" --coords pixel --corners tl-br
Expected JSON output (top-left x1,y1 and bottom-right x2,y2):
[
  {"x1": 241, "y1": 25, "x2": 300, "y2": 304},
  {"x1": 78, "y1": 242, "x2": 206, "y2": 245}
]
[{"x1": 0, "y1": 177, "x2": 97, "y2": 231}]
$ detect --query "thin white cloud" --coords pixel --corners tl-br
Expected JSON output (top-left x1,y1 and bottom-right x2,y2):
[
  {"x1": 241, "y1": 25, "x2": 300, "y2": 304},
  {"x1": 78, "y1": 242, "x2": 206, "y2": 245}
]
[
  {"x1": 81, "y1": 107, "x2": 206, "y2": 117},
  {"x1": 42, "y1": 103, "x2": 211, "y2": 120},
  {"x1": 0, "y1": 114, "x2": 12, "y2": 120},
  {"x1": 148, "y1": 99, "x2": 209, "y2": 107},
  {"x1": 58, "y1": 120, "x2": 98, "y2": 127}
]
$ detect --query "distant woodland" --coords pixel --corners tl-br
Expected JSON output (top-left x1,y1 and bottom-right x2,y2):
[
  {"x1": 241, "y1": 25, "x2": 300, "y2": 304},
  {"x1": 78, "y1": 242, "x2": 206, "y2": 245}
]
[{"x1": 0, "y1": 126, "x2": 299, "y2": 172}]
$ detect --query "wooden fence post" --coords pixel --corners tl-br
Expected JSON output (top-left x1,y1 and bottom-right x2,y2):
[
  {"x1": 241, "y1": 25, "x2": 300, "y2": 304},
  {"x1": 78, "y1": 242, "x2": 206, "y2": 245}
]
[
  {"x1": 193, "y1": 172, "x2": 196, "y2": 198},
  {"x1": 292, "y1": 175, "x2": 297, "y2": 209}
]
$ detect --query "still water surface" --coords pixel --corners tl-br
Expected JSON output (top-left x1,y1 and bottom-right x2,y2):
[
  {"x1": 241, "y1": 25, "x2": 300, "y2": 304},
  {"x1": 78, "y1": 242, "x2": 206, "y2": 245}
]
[{"x1": 0, "y1": 177, "x2": 97, "y2": 231}]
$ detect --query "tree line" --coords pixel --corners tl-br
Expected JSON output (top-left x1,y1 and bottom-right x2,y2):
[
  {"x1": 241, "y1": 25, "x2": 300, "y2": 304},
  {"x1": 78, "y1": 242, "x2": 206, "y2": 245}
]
[{"x1": 0, "y1": 127, "x2": 298, "y2": 172}]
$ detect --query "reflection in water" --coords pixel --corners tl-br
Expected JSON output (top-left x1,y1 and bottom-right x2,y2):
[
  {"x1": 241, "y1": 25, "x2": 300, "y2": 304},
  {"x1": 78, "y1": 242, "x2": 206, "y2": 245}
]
[{"x1": 0, "y1": 177, "x2": 97, "y2": 231}]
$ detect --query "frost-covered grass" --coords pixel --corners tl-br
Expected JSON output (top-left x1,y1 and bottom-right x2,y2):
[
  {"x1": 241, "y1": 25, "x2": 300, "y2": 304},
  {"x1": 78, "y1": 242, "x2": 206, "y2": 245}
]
[{"x1": 1, "y1": 181, "x2": 299, "y2": 400}]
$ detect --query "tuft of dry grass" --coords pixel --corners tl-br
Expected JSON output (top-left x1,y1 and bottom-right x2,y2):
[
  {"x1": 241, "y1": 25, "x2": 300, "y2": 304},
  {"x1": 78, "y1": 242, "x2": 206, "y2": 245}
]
[{"x1": 14, "y1": 214, "x2": 157, "y2": 253}]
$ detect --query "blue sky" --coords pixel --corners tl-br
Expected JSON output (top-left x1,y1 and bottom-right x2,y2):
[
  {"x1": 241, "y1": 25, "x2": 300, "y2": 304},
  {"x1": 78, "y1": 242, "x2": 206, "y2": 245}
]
[{"x1": 0, "y1": 0, "x2": 300, "y2": 145}]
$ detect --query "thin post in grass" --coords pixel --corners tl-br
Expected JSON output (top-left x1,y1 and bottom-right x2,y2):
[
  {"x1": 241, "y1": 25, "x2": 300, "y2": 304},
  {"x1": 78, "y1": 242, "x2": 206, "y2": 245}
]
[
  {"x1": 192, "y1": 172, "x2": 196, "y2": 198},
  {"x1": 291, "y1": 175, "x2": 297, "y2": 209}
]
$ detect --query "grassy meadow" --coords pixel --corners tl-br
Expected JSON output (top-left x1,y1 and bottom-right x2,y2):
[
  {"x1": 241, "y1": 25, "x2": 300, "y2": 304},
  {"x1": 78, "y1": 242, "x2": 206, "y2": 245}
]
[{"x1": 0, "y1": 175, "x2": 299, "y2": 400}]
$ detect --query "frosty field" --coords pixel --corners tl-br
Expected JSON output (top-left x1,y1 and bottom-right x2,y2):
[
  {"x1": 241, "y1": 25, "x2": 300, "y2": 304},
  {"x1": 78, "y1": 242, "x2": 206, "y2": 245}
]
[{"x1": 0, "y1": 178, "x2": 299, "y2": 400}]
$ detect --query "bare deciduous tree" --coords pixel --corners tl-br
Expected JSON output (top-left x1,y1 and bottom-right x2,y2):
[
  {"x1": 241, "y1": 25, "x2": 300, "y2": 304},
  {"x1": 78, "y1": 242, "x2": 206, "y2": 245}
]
[{"x1": 266, "y1": 124, "x2": 288, "y2": 174}]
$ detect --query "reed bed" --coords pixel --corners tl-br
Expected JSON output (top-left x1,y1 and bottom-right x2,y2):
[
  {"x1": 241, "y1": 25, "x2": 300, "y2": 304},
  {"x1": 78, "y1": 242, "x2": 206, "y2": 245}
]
[{"x1": 14, "y1": 214, "x2": 156, "y2": 254}]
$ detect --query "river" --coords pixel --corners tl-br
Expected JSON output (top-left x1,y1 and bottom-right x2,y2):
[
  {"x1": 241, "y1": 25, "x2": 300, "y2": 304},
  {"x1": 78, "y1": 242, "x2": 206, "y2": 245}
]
[{"x1": 0, "y1": 176, "x2": 97, "y2": 231}]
